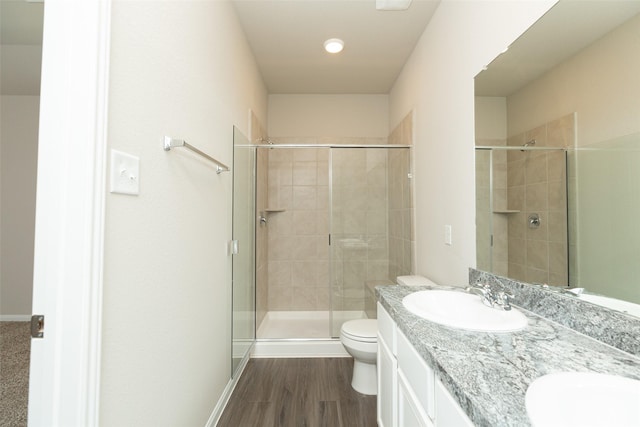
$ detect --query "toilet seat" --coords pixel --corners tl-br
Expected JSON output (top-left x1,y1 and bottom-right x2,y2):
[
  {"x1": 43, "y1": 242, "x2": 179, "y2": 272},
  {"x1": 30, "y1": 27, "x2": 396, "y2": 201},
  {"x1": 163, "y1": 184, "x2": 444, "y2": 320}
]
[{"x1": 341, "y1": 319, "x2": 377, "y2": 343}]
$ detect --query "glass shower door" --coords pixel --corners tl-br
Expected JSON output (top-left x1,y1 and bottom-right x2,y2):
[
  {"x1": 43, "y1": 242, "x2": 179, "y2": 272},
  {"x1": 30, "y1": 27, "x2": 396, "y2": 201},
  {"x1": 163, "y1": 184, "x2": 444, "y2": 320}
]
[
  {"x1": 329, "y1": 147, "x2": 411, "y2": 337},
  {"x1": 231, "y1": 127, "x2": 255, "y2": 377}
]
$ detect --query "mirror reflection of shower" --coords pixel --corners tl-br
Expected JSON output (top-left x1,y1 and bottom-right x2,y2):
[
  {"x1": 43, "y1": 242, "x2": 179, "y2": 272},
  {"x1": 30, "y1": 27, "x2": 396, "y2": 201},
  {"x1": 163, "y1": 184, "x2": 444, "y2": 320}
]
[
  {"x1": 475, "y1": 143, "x2": 569, "y2": 286},
  {"x1": 475, "y1": 106, "x2": 574, "y2": 287}
]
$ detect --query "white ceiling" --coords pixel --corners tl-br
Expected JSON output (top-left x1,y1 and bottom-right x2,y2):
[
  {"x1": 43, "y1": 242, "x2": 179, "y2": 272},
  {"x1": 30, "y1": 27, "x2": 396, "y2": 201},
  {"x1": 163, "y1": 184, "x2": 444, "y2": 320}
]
[
  {"x1": 5, "y1": 0, "x2": 638, "y2": 98},
  {"x1": 232, "y1": 0, "x2": 440, "y2": 94},
  {"x1": 0, "y1": 0, "x2": 44, "y2": 95}
]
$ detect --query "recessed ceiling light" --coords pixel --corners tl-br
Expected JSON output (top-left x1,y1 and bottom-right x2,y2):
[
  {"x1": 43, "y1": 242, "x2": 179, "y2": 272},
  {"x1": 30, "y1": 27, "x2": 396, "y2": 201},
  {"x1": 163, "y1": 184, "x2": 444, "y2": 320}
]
[{"x1": 324, "y1": 38, "x2": 344, "y2": 54}]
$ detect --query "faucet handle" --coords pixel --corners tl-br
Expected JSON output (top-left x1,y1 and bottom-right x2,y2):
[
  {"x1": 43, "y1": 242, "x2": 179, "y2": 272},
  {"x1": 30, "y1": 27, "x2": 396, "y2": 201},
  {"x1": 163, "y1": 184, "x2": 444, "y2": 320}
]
[
  {"x1": 494, "y1": 291, "x2": 513, "y2": 311},
  {"x1": 467, "y1": 282, "x2": 515, "y2": 310}
]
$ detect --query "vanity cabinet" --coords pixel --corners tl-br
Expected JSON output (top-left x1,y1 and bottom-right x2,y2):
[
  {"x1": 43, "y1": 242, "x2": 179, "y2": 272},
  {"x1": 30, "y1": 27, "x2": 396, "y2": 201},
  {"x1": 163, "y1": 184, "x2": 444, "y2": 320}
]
[
  {"x1": 377, "y1": 303, "x2": 397, "y2": 427},
  {"x1": 377, "y1": 302, "x2": 475, "y2": 427}
]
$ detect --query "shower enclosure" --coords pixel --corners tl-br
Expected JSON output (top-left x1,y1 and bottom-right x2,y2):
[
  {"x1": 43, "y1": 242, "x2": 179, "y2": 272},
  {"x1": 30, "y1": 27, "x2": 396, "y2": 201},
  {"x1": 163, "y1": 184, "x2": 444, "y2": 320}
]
[{"x1": 255, "y1": 144, "x2": 413, "y2": 341}]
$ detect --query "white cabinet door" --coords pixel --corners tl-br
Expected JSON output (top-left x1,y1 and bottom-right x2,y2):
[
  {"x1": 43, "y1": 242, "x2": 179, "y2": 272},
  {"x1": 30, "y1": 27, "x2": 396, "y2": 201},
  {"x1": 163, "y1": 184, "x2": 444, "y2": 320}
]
[
  {"x1": 435, "y1": 378, "x2": 475, "y2": 427},
  {"x1": 378, "y1": 302, "x2": 476, "y2": 427},
  {"x1": 378, "y1": 334, "x2": 397, "y2": 427},
  {"x1": 398, "y1": 370, "x2": 435, "y2": 427},
  {"x1": 397, "y1": 330, "x2": 435, "y2": 420}
]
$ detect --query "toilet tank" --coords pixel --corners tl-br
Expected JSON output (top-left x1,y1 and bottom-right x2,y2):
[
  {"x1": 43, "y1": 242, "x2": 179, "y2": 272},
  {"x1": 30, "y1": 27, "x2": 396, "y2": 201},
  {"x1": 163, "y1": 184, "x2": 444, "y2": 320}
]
[
  {"x1": 365, "y1": 280, "x2": 394, "y2": 319},
  {"x1": 397, "y1": 275, "x2": 438, "y2": 287}
]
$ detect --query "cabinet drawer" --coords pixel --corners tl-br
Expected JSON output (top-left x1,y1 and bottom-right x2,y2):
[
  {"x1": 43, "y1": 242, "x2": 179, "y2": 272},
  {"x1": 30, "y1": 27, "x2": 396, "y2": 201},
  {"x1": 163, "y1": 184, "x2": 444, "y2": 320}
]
[
  {"x1": 435, "y1": 378, "x2": 475, "y2": 427},
  {"x1": 377, "y1": 302, "x2": 397, "y2": 355},
  {"x1": 398, "y1": 369, "x2": 435, "y2": 427},
  {"x1": 397, "y1": 330, "x2": 435, "y2": 420}
]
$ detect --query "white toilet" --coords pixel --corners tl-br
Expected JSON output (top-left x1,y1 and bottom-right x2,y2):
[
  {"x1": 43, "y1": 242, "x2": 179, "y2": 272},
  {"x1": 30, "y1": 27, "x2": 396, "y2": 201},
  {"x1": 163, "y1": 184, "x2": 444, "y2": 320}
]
[
  {"x1": 340, "y1": 275, "x2": 438, "y2": 395},
  {"x1": 340, "y1": 319, "x2": 378, "y2": 395}
]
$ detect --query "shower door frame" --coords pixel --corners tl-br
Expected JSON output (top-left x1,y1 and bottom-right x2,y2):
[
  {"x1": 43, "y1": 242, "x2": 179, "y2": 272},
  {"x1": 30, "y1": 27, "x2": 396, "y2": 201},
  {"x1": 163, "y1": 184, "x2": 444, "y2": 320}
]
[{"x1": 231, "y1": 128, "x2": 257, "y2": 377}]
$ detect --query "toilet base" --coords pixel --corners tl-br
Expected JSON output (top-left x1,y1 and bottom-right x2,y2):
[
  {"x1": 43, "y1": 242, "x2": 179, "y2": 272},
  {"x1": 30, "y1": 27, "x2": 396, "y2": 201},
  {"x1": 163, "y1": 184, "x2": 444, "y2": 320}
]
[{"x1": 351, "y1": 359, "x2": 377, "y2": 395}]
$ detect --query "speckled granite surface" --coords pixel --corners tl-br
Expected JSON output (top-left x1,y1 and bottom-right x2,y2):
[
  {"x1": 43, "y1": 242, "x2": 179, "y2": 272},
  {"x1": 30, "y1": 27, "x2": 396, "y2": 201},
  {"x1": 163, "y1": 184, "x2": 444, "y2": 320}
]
[
  {"x1": 469, "y1": 268, "x2": 640, "y2": 356},
  {"x1": 376, "y1": 285, "x2": 640, "y2": 427}
]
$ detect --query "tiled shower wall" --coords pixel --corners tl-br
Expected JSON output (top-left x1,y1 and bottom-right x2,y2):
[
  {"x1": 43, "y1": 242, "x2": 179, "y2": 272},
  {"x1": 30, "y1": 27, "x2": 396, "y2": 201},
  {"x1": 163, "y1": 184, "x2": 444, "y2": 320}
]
[
  {"x1": 265, "y1": 145, "x2": 331, "y2": 311},
  {"x1": 506, "y1": 113, "x2": 574, "y2": 285}
]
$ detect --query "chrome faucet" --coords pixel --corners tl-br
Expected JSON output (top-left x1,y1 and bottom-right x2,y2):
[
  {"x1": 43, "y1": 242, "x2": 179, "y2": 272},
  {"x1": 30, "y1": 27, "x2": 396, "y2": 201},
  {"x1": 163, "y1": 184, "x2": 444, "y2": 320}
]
[{"x1": 466, "y1": 283, "x2": 514, "y2": 311}]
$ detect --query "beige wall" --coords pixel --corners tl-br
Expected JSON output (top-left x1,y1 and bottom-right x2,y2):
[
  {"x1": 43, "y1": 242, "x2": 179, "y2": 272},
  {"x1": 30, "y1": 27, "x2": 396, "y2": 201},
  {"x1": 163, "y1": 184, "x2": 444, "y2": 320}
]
[
  {"x1": 268, "y1": 94, "x2": 389, "y2": 138},
  {"x1": 390, "y1": 0, "x2": 557, "y2": 286},
  {"x1": 475, "y1": 97, "x2": 507, "y2": 140},
  {"x1": 0, "y1": 95, "x2": 39, "y2": 317},
  {"x1": 508, "y1": 13, "x2": 640, "y2": 147},
  {"x1": 100, "y1": 2, "x2": 267, "y2": 425}
]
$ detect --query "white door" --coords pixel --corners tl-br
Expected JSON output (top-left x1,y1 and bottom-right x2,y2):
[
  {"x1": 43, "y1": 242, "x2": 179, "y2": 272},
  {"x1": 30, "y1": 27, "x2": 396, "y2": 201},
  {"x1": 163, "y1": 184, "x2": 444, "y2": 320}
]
[{"x1": 28, "y1": 1, "x2": 111, "y2": 425}]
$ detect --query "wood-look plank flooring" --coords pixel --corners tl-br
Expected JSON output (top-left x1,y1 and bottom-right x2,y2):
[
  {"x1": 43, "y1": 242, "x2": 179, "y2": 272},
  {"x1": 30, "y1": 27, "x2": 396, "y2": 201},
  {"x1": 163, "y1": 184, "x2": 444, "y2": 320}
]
[{"x1": 218, "y1": 358, "x2": 376, "y2": 427}]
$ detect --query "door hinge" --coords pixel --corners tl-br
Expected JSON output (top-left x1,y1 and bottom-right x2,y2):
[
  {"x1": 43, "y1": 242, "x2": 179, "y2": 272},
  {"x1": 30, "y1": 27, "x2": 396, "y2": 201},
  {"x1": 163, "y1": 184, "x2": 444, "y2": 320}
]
[{"x1": 31, "y1": 315, "x2": 44, "y2": 338}]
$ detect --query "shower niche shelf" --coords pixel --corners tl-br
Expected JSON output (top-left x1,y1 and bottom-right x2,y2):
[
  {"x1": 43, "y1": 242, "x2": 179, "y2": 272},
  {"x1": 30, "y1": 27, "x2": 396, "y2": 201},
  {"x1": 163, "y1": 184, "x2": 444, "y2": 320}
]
[{"x1": 493, "y1": 210, "x2": 520, "y2": 214}]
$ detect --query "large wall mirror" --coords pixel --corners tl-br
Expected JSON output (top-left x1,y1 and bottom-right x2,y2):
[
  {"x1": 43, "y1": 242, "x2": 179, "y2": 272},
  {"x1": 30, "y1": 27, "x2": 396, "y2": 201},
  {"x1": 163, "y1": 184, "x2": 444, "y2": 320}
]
[{"x1": 474, "y1": 0, "x2": 640, "y2": 309}]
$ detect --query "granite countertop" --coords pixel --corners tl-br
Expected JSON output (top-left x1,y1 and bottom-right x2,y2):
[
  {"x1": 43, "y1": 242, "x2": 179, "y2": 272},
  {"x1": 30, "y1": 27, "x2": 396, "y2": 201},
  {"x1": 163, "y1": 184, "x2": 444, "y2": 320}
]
[{"x1": 376, "y1": 284, "x2": 640, "y2": 427}]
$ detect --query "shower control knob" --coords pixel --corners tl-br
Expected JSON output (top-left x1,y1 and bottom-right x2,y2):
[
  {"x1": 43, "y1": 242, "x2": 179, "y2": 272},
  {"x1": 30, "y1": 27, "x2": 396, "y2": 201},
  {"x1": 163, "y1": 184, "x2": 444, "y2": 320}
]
[{"x1": 528, "y1": 213, "x2": 541, "y2": 229}]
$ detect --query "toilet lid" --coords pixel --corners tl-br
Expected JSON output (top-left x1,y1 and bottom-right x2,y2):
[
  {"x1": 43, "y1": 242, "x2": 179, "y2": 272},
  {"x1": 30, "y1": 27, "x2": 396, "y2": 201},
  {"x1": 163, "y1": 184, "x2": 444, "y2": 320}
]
[{"x1": 341, "y1": 319, "x2": 377, "y2": 341}]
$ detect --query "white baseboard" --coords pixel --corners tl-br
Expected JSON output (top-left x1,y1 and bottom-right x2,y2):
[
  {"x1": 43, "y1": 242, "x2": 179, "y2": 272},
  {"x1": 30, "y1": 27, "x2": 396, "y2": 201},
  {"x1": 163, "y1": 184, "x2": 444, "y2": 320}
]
[
  {"x1": 0, "y1": 315, "x2": 31, "y2": 321},
  {"x1": 205, "y1": 349, "x2": 251, "y2": 427},
  {"x1": 252, "y1": 339, "x2": 350, "y2": 358}
]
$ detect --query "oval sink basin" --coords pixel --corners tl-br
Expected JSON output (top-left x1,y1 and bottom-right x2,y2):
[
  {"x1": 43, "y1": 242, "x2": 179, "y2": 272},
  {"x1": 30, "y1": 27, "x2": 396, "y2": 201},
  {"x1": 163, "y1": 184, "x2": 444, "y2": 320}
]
[
  {"x1": 402, "y1": 290, "x2": 527, "y2": 332},
  {"x1": 526, "y1": 372, "x2": 640, "y2": 427}
]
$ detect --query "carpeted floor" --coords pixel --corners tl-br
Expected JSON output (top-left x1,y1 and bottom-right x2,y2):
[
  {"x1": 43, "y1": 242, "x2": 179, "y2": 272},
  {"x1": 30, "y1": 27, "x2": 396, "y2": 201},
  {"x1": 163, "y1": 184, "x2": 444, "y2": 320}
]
[{"x1": 0, "y1": 322, "x2": 30, "y2": 427}]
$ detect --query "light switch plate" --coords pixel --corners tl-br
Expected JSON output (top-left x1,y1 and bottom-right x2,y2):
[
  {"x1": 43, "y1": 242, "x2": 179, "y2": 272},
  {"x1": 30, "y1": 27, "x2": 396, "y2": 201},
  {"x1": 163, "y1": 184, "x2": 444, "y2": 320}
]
[{"x1": 110, "y1": 149, "x2": 139, "y2": 195}]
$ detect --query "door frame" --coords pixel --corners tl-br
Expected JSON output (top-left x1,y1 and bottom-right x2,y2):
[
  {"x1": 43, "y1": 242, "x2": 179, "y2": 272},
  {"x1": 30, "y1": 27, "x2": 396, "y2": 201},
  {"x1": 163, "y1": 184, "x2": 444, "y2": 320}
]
[{"x1": 28, "y1": 1, "x2": 111, "y2": 425}]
